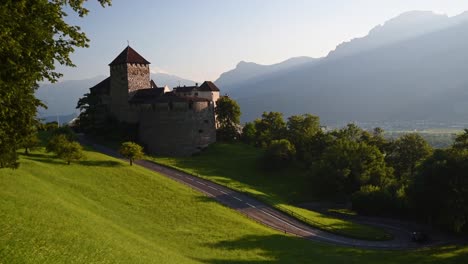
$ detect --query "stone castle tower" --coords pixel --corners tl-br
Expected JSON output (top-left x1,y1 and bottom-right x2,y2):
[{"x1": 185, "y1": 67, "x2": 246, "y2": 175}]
[{"x1": 108, "y1": 46, "x2": 152, "y2": 123}]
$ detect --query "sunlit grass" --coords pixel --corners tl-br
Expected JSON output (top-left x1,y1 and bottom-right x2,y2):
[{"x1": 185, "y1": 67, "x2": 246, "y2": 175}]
[
  {"x1": 150, "y1": 143, "x2": 392, "y2": 241},
  {"x1": 1, "y1": 147, "x2": 468, "y2": 263}
]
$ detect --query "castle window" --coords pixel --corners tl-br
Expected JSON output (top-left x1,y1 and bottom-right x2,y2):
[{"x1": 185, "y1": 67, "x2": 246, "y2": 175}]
[
  {"x1": 169, "y1": 101, "x2": 173, "y2": 110},
  {"x1": 188, "y1": 100, "x2": 193, "y2": 110},
  {"x1": 194, "y1": 92, "x2": 199, "y2": 97},
  {"x1": 198, "y1": 129, "x2": 203, "y2": 133},
  {"x1": 204, "y1": 120, "x2": 208, "y2": 124}
]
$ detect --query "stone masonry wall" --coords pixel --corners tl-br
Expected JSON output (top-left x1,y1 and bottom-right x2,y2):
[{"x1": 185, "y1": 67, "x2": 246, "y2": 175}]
[
  {"x1": 138, "y1": 101, "x2": 216, "y2": 156},
  {"x1": 127, "y1": 63, "x2": 151, "y2": 93}
]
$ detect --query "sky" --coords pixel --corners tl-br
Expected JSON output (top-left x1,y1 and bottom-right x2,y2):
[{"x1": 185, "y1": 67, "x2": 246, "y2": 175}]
[{"x1": 57, "y1": 0, "x2": 468, "y2": 82}]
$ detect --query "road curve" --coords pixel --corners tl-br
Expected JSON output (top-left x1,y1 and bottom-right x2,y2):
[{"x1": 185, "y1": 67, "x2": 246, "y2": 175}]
[{"x1": 84, "y1": 139, "x2": 452, "y2": 250}]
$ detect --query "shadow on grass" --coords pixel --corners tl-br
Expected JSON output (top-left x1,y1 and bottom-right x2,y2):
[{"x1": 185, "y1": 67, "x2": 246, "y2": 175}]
[
  {"x1": 195, "y1": 234, "x2": 468, "y2": 264},
  {"x1": 78, "y1": 160, "x2": 123, "y2": 167}
]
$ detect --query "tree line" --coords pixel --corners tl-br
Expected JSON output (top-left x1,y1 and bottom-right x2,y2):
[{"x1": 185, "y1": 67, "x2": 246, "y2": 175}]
[{"x1": 217, "y1": 101, "x2": 468, "y2": 233}]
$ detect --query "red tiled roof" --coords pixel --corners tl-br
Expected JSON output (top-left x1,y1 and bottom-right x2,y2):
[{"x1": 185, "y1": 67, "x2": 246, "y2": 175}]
[{"x1": 109, "y1": 46, "x2": 150, "y2": 66}]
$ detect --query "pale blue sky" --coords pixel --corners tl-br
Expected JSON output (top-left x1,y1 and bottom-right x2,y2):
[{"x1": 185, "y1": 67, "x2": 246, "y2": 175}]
[{"x1": 58, "y1": 0, "x2": 468, "y2": 82}]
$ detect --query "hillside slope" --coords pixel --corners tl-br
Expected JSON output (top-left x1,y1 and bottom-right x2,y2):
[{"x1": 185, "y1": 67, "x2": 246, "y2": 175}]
[{"x1": 1, "y1": 149, "x2": 468, "y2": 263}]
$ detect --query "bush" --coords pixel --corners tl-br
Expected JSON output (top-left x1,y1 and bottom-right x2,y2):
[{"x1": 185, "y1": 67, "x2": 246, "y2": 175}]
[
  {"x1": 56, "y1": 141, "x2": 84, "y2": 165},
  {"x1": 264, "y1": 139, "x2": 296, "y2": 167},
  {"x1": 46, "y1": 134, "x2": 84, "y2": 165},
  {"x1": 351, "y1": 185, "x2": 394, "y2": 216}
]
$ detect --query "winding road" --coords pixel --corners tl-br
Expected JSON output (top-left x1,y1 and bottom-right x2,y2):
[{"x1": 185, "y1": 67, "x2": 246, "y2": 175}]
[{"x1": 84, "y1": 139, "x2": 456, "y2": 250}]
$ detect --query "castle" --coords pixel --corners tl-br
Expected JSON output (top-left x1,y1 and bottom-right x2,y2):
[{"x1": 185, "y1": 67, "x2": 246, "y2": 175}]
[{"x1": 88, "y1": 46, "x2": 220, "y2": 155}]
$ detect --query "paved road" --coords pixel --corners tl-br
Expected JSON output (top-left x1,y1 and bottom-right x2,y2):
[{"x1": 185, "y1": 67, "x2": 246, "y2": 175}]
[{"x1": 84, "y1": 139, "x2": 454, "y2": 250}]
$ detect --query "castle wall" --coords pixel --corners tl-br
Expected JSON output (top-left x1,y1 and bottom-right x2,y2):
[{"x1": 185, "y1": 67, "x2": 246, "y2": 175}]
[
  {"x1": 109, "y1": 63, "x2": 149, "y2": 123},
  {"x1": 138, "y1": 101, "x2": 216, "y2": 156}
]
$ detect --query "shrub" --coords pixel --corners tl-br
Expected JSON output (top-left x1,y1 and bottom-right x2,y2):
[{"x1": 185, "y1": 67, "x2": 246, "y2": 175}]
[
  {"x1": 351, "y1": 185, "x2": 393, "y2": 215},
  {"x1": 264, "y1": 139, "x2": 296, "y2": 167}
]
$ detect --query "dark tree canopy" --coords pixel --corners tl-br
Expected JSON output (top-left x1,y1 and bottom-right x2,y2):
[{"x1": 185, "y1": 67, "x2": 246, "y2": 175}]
[{"x1": 0, "y1": 0, "x2": 111, "y2": 168}]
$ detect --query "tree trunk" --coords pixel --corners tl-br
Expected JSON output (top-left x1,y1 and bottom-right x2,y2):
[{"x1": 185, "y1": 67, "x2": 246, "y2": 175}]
[
  {"x1": 25, "y1": 148, "x2": 29, "y2": 155},
  {"x1": 67, "y1": 160, "x2": 70, "y2": 165},
  {"x1": 130, "y1": 159, "x2": 133, "y2": 166}
]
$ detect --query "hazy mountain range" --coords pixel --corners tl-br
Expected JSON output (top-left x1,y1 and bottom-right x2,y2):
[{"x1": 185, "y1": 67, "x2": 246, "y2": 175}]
[
  {"x1": 217, "y1": 11, "x2": 468, "y2": 124},
  {"x1": 36, "y1": 73, "x2": 196, "y2": 118}
]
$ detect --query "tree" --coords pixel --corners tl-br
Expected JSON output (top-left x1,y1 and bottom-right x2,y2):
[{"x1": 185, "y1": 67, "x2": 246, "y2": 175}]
[
  {"x1": 215, "y1": 96, "x2": 241, "y2": 141},
  {"x1": 57, "y1": 141, "x2": 85, "y2": 165},
  {"x1": 0, "y1": 0, "x2": 111, "y2": 168},
  {"x1": 286, "y1": 114, "x2": 321, "y2": 161},
  {"x1": 453, "y1": 129, "x2": 468, "y2": 150},
  {"x1": 21, "y1": 133, "x2": 41, "y2": 155},
  {"x1": 254, "y1": 112, "x2": 286, "y2": 147},
  {"x1": 311, "y1": 138, "x2": 391, "y2": 197},
  {"x1": 410, "y1": 148, "x2": 468, "y2": 232},
  {"x1": 46, "y1": 134, "x2": 84, "y2": 165},
  {"x1": 386, "y1": 133, "x2": 432, "y2": 181},
  {"x1": 241, "y1": 122, "x2": 257, "y2": 145},
  {"x1": 46, "y1": 134, "x2": 69, "y2": 154},
  {"x1": 119, "y1": 142, "x2": 144, "y2": 166}
]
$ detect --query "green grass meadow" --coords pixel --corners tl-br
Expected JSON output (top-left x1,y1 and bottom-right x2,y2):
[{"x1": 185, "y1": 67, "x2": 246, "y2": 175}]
[
  {"x1": 150, "y1": 143, "x2": 391, "y2": 241},
  {"x1": 1, "y1": 147, "x2": 468, "y2": 263}
]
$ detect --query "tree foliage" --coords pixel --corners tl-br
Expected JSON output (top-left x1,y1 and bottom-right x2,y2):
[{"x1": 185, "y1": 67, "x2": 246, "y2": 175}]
[
  {"x1": 386, "y1": 133, "x2": 432, "y2": 181},
  {"x1": 46, "y1": 134, "x2": 84, "y2": 165},
  {"x1": 119, "y1": 142, "x2": 144, "y2": 166},
  {"x1": 410, "y1": 148, "x2": 468, "y2": 232},
  {"x1": 215, "y1": 96, "x2": 241, "y2": 141},
  {"x1": 0, "y1": 0, "x2": 111, "y2": 168},
  {"x1": 21, "y1": 133, "x2": 41, "y2": 155},
  {"x1": 264, "y1": 139, "x2": 296, "y2": 167},
  {"x1": 311, "y1": 138, "x2": 391, "y2": 197},
  {"x1": 253, "y1": 112, "x2": 286, "y2": 147}
]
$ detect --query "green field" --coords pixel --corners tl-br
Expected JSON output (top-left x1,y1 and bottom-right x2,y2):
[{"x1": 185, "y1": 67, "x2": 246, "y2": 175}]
[
  {"x1": 150, "y1": 143, "x2": 392, "y2": 241},
  {"x1": 1, "y1": 148, "x2": 468, "y2": 263}
]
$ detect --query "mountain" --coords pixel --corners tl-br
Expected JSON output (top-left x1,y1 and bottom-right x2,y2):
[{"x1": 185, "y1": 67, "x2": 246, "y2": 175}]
[
  {"x1": 215, "y1": 57, "x2": 319, "y2": 92},
  {"x1": 36, "y1": 73, "x2": 196, "y2": 117},
  {"x1": 220, "y1": 11, "x2": 468, "y2": 124}
]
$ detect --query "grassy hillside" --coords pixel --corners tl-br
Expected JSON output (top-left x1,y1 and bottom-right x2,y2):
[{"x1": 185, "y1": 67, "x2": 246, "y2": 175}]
[
  {"x1": 1, "y1": 148, "x2": 468, "y2": 263},
  {"x1": 151, "y1": 143, "x2": 392, "y2": 241}
]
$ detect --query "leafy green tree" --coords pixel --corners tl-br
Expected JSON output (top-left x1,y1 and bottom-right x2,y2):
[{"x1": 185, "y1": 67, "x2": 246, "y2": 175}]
[
  {"x1": 76, "y1": 92, "x2": 101, "y2": 133},
  {"x1": 286, "y1": 114, "x2": 321, "y2": 161},
  {"x1": 254, "y1": 112, "x2": 286, "y2": 147},
  {"x1": 119, "y1": 142, "x2": 144, "y2": 166},
  {"x1": 57, "y1": 141, "x2": 85, "y2": 165},
  {"x1": 410, "y1": 148, "x2": 468, "y2": 232},
  {"x1": 215, "y1": 96, "x2": 241, "y2": 141},
  {"x1": 21, "y1": 133, "x2": 41, "y2": 155},
  {"x1": 0, "y1": 0, "x2": 111, "y2": 168},
  {"x1": 46, "y1": 134, "x2": 69, "y2": 154},
  {"x1": 264, "y1": 139, "x2": 296, "y2": 167},
  {"x1": 312, "y1": 139, "x2": 391, "y2": 197},
  {"x1": 386, "y1": 133, "x2": 432, "y2": 181},
  {"x1": 241, "y1": 122, "x2": 257, "y2": 145}
]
